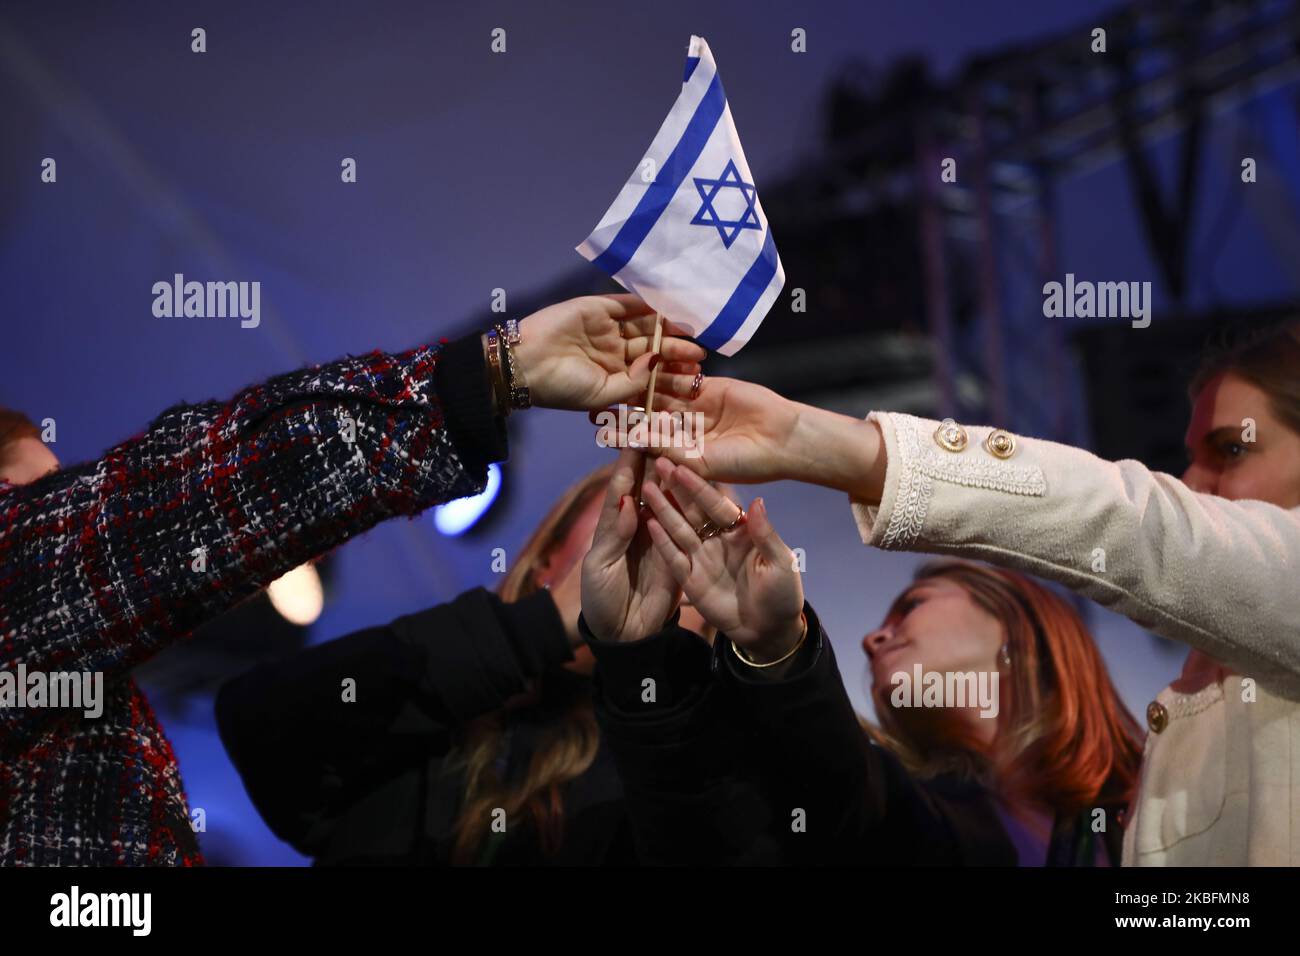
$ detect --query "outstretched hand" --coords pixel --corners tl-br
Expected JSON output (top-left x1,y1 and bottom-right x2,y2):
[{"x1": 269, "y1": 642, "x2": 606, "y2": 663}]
[
  {"x1": 641, "y1": 457, "x2": 804, "y2": 663},
  {"x1": 591, "y1": 375, "x2": 800, "y2": 484},
  {"x1": 514, "y1": 294, "x2": 706, "y2": 411},
  {"x1": 580, "y1": 447, "x2": 683, "y2": 643},
  {"x1": 591, "y1": 373, "x2": 887, "y2": 502}
]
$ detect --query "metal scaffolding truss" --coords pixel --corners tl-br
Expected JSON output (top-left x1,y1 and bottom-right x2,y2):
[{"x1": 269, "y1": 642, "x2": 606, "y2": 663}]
[
  {"x1": 481, "y1": 1, "x2": 1300, "y2": 444},
  {"x1": 775, "y1": 0, "x2": 1300, "y2": 442}
]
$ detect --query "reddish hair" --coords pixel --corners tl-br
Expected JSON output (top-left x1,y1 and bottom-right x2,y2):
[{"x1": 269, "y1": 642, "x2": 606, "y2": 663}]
[{"x1": 870, "y1": 560, "x2": 1143, "y2": 816}]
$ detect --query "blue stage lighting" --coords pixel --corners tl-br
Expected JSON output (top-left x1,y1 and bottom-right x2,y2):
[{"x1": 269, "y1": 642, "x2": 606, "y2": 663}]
[{"x1": 433, "y1": 462, "x2": 502, "y2": 536}]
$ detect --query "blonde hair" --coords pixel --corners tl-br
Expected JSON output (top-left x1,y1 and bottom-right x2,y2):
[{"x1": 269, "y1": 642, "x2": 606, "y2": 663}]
[{"x1": 449, "y1": 465, "x2": 614, "y2": 864}]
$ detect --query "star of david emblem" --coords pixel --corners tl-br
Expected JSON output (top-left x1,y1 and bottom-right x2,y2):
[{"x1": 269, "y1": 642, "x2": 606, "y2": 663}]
[{"x1": 690, "y1": 159, "x2": 761, "y2": 248}]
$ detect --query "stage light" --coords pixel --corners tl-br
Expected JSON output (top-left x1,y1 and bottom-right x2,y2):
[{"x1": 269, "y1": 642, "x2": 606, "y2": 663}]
[
  {"x1": 266, "y1": 562, "x2": 325, "y2": 626},
  {"x1": 433, "y1": 462, "x2": 502, "y2": 536}
]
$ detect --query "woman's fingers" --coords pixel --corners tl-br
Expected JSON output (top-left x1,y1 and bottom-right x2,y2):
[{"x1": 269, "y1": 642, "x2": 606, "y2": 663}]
[
  {"x1": 599, "y1": 359, "x2": 697, "y2": 409},
  {"x1": 645, "y1": 518, "x2": 693, "y2": 584},
  {"x1": 613, "y1": 351, "x2": 658, "y2": 396},
  {"x1": 642, "y1": 480, "x2": 704, "y2": 558},
  {"x1": 650, "y1": 371, "x2": 702, "y2": 399},
  {"x1": 621, "y1": 337, "x2": 706, "y2": 365},
  {"x1": 652, "y1": 457, "x2": 708, "y2": 530},
  {"x1": 605, "y1": 353, "x2": 699, "y2": 398},
  {"x1": 591, "y1": 409, "x2": 700, "y2": 461},
  {"x1": 656, "y1": 336, "x2": 708, "y2": 364},
  {"x1": 744, "y1": 497, "x2": 793, "y2": 566},
  {"x1": 666, "y1": 461, "x2": 742, "y2": 529},
  {"x1": 615, "y1": 314, "x2": 707, "y2": 364},
  {"x1": 595, "y1": 293, "x2": 657, "y2": 321},
  {"x1": 589, "y1": 448, "x2": 641, "y2": 565}
]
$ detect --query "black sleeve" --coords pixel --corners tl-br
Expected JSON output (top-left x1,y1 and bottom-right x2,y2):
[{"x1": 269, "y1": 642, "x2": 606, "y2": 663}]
[
  {"x1": 215, "y1": 586, "x2": 570, "y2": 856},
  {"x1": 434, "y1": 332, "x2": 509, "y2": 472},
  {"x1": 718, "y1": 603, "x2": 1004, "y2": 865},
  {"x1": 582, "y1": 613, "x2": 777, "y2": 865}
]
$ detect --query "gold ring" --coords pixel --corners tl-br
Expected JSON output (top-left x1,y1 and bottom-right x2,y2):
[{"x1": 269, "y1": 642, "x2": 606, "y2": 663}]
[
  {"x1": 716, "y1": 508, "x2": 746, "y2": 537},
  {"x1": 697, "y1": 508, "x2": 744, "y2": 540},
  {"x1": 690, "y1": 372, "x2": 705, "y2": 399}
]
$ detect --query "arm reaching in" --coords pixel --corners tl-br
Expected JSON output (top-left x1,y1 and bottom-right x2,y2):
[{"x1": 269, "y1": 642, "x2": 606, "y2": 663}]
[
  {"x1": 609, "y1": 374, "x2": 1300, "y2": 695},
  {"x1": 0, "y1": 295, "x2": 698, "y2": 751},
  {"x1": 593, "y1": 375, "x2": 887, "y2": 500}
]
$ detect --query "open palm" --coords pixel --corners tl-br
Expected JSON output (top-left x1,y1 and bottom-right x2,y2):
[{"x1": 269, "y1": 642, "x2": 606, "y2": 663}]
[
  {"x1": 641, "y1": 463, "x2": 803, "y2": 655},
  {"x1": 580, "y1": 448, "x2": 681, "y2": 643},
  {"x1": 516, "y1": 295, "x2": 706, "y2": 411}
]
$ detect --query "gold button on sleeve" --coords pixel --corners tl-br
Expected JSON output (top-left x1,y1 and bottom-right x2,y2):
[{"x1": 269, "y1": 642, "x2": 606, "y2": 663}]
[
  {"x1": 984, "y1": 429, "x2": 1017, "y2": 459},
  {"x1": 934, "y1": 418, "x2": 969, "y2": 453}
]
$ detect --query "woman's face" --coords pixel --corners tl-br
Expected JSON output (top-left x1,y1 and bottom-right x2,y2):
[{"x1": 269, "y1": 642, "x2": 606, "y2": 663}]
[
  {"x1": 1183, "y1": 371, "x2": 1300, "y2": 509},
  {"x1": 862, "y1": 578, "x2": 1003, "y2": 690}
]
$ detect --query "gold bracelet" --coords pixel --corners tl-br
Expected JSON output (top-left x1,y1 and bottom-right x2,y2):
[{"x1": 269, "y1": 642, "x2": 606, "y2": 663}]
[
  {"x1": 483, "y1": 329, "x2": 510, "y2": 416},
  {"x1": 497, "y1": 321, "x2": 531, "y2": 410},
  {"x1": 730, "y1": 613, "x2": 809, "y2": 669}
]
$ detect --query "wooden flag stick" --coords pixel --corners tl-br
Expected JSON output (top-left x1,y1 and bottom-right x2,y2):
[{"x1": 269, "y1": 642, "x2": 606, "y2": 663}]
[
  {"x1": 644, "y1": 312, "x2": 665, "y2": 417},
  {"x1": 637, "y1": 313, "x2": 665, "y2": 507}
]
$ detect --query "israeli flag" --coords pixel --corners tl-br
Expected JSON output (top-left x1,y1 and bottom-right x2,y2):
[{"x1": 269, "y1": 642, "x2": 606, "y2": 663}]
[{"x1": 577, "y1": 36, "x2": 784, "y2": 356}]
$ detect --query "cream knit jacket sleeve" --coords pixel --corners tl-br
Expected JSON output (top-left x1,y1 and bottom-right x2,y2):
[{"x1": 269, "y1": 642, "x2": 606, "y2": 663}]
[{"x1": 850, "y1": 411, "x2": 1300, "y2": 699}]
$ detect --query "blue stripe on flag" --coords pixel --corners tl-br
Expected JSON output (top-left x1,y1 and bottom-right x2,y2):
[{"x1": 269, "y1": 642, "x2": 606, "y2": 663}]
[
  {"x1": 696, "y1": 228, "x2": 779, "y2": 351},
  {"x1": 590, "y1": 72, "x2": 727, "y2": 278},
  {"x1": 683, "y1": 55, "x2": 699, "y2": 83}
]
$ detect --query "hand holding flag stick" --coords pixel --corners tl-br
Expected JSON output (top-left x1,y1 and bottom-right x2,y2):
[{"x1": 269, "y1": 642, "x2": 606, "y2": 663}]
[{"x1": 510, "y1": 294, "x2": 704, "y2": 411}]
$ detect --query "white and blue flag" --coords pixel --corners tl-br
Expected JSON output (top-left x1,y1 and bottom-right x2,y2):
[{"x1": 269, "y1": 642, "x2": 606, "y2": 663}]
[{"x1": 577, "y1": 35, "x2": 784, "y2": 356}]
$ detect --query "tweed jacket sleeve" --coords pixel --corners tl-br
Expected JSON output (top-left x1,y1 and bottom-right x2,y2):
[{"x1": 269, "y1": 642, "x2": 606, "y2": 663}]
[
  {"x1": 0, "y1": 336, "x2": 504, "y2": 751},
  {"x1": 850, "y1": 411, "x2": 1300, "y2": 698}
]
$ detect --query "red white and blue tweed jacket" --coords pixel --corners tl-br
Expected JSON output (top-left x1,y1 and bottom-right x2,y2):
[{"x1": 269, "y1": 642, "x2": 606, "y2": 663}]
[{"x1": 0, "y1": 336, "x2": 504, "y2": 865}]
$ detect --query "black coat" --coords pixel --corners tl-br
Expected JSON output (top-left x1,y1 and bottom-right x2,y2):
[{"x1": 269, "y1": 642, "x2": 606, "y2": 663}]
[
  {"x1": 216, "y1": 588, "x2": 635, "y2": 865},
  {"x1": 583, "y1": 603, "x2": 1125, "y2": 866}
]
